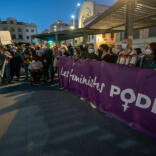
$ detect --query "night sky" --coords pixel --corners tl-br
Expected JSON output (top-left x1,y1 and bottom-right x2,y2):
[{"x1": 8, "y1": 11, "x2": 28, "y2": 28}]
[{"x1": 0, "y1": 0, "x2": 115, "y2": 33}]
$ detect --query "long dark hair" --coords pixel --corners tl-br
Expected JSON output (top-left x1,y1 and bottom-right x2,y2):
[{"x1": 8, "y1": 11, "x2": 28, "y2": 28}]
[
  {"x1": 150, "y1": 42, "x2": 156, "y2": 61},
  {"x1": 134, "y1": 48, "x2": 142, "y2": 55}
]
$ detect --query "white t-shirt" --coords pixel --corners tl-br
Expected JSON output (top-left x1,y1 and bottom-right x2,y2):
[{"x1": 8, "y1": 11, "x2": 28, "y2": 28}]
[{"x1": 28, "y1": 61, "x2": 43, "y2": 71}]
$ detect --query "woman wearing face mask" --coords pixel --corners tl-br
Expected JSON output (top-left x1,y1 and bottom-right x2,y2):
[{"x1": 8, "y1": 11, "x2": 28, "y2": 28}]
[
  {"x1": 98, "y1": 44, "x2": 109, "y2": 59},
  {"x1": 73, "y1": 47, "x2": 81, "y2": 60},
  {"x1": 117, "y1": 39, "x2": 133, "y2": 65},
  {"x1": 102, "y1": 47, "x2": 118, "y2": 63},
  {"x1": 142, "y1": 42, "x2": 156, "y2": 69},
  {"x1": 115, "y1": 45, "x2": 122, "y2": 55},
  {"x1": 86, "y1": 43, "x2": 99, "y2": 60},
  {"x1": 81, "y1": 43, "x2": 98, "y2": 109},
  {"x1": 61, "y1": 47, "x2": 69, "y2": 57}
]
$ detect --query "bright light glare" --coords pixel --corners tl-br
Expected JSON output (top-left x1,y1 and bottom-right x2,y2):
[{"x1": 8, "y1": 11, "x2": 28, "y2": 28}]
[
  {"x1": 77, "y1": 3, "x2": 81, "y2": 7},
  {"x1": 71, "y1": 15, "x2": 75, "y2": 19},
  {"x1": 70, "y1": 26, "x2": 75, "y2": 30}
]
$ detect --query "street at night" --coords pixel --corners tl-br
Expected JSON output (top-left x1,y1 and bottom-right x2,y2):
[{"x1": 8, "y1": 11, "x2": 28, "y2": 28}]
[
  {"x1": 0, "y1": 81, "x2": 156, "y2": 156},
  {"x1": 1, "y1": 0, "x2": 156, "y2": 155}
]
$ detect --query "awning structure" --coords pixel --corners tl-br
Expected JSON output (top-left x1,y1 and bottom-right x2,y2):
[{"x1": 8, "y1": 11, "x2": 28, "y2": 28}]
[
  {"x1": 33, "y1": 28, "x2": 119, "y2": 41},
  {"x1": 33, "y1": 0, "x2": 156, "y2": 41},
  {"x1": 86, "y1": 0, "x2": 156, "y2": 31}
]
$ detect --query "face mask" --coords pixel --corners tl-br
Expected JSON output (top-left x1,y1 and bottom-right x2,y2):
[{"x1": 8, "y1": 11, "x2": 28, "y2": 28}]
[
  {"x1": 122, "y1": 44, "x2": 127, "y2": 50},
  {"x1": 74, "y1": 52, "x2": 77, "y2": 56},
  {"x1": 145, "y1": 49, "x2": 152, "y2": 55},
  {"x1": 115, "y1": 49, "x2": 120, "y2": 54},
  {"x1": 89, "y1": 49, "x2": 94, "y2": 54}
]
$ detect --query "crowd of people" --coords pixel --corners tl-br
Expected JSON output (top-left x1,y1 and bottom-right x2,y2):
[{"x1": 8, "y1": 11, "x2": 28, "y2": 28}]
[
  {"x1": 0, "y1": 39, "x2": 156, "y2": 86},
  {"x1": 71, "y1": 39, "x2": 156, "y2": 70},
  {"x1": 0, "y1": 43, "x2": 56, "y2": 85}
]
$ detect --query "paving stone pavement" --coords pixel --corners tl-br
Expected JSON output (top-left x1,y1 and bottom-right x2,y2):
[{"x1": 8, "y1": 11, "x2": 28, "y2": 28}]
[{"x1": 0, "y1": 82, "x2": 156, "y2": 156}]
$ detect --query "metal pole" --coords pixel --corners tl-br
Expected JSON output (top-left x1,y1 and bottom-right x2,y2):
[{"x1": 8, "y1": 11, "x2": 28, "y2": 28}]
[
  {"x1": 125, "y1": 0, "x2": 135, "y2": 40},
  {"x1": 83, "y1": 32, "x2": 88, "y2": 44},
  {"x1": 73, "y1": 19, "x2": 75, "y2": 28},
  {"x1": 73, "y1": 38, "x2": 75, "y2": 47},
  {"x1": 55, "y1": 33, "x2": 58, "y2": 44}
]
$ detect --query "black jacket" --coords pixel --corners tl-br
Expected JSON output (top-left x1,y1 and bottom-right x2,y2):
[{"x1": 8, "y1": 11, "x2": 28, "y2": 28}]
[
  {"x1": 42, "y1": 49, "x2": 54, "y2": 65},
  {"x1": 86, "y1": 53, "x2": 99, "y2": 60}
]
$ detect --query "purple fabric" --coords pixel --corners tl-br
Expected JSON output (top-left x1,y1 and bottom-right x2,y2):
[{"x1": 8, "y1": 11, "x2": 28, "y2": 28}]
[{"x1": 59, "y1": 56, "x2": 156, "y2": 139}]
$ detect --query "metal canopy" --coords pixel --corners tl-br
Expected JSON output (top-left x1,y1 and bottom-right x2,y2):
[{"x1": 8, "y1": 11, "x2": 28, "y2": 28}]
[
  {"x1": 86, "y1": 0, "x2": 156, "y2": 31},
  {"x1": 32, "y1": 28, "x2": 119, "y2": 41}
]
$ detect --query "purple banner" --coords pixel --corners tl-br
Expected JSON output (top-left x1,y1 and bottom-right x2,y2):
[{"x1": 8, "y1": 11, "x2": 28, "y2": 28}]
[{"x1": 59, "y1": 56, "x2": 156, "y2": 139}]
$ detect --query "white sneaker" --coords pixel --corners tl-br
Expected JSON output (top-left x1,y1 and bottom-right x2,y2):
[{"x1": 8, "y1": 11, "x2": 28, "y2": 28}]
[
  {"x1": 80, "y1": 97, "x2": 85, "y2": 101},
  {"x1": 90, "y1": 102, "x2": 96, "y2": 109}
]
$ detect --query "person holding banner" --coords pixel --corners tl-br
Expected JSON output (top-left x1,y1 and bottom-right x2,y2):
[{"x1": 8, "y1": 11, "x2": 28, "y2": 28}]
[
  {"x1": 79, "y1": 44, "x2": 88, "y2": 59},
  {"x1": 102, "y1": 47, "x2": 118, "y2": 63},
  {"x1": 86, "y1": 43, "x2": 99, "y2": 60},
  {"x1": 142, "y1": 42, "x2": 156, "y2": 70},
  {"x1": 99, "y1": 44, "x2": 109, "y2": 59},
  {"x1": 86, "y1": 43, "x2": 99, "y2": 109},
  {"x1": 114, "y1": 45, "x2": 122, "y2": 55},
  {"x1": 73, "y1": 47, "x2": 81, "y2": 60},
  {"x1": 117, "y1": 39, "x2": 138, "y2": 67}
]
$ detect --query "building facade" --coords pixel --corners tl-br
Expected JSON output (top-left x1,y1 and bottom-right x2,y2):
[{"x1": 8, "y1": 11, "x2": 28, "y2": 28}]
[
  {"x1": 49, "y1": 20, "x2": 70, "y2": 33},
  {"x1": 116, "y1": 28, "x2": 156, "y2": 50},
  {"x1": 42, "y1": 29, "x2": 49, "y2": 34},
  {"x1": 0, "y1": 17, "x2": 38, "y2": 44},
  {"x1": 78, "y1": 1, "x2": 116, "y2": 48}
]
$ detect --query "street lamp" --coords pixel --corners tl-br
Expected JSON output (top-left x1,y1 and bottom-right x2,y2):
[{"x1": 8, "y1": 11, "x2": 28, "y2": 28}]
[
  {"x1": 71, "y1": 15, "x2": 75, "y2": 19},
  {"x1": 70, "y1": 2, "x2": 81, "y2": 28},
  {"x1": 70, "y1": 26, "x2": 75, "y2": 30},
  {"x1": 71, "y1": 15, "x2": 75, "y2": 28},
  {"x1": 77, "y1": 3, "x2": 81, "y2": 7}
]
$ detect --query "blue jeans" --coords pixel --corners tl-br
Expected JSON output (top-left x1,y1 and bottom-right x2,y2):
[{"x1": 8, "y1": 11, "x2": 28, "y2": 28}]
[{"x1": 24, "y1": 63, "x2": 29, "y2": 79}]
